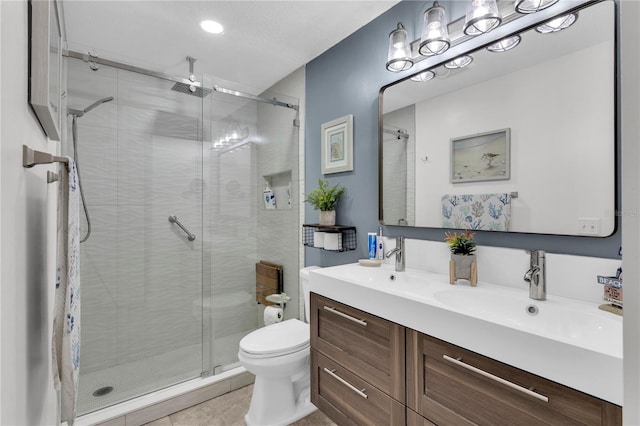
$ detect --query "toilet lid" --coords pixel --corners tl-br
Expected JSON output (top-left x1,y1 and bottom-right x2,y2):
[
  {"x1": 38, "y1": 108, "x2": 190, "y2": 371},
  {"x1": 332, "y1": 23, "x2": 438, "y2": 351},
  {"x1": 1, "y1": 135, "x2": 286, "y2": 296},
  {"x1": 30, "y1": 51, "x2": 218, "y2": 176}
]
[{"x1": 239, "y1": 319, "x2": 309, "y2": 356}]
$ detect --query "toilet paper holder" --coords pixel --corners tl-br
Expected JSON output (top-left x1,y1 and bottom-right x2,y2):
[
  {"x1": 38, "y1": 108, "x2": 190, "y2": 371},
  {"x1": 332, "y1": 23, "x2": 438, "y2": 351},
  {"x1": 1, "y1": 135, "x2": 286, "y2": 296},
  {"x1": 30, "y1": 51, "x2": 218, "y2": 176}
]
[{"x1": 265, "y1": 293, "x2": 291, "y2": 310}]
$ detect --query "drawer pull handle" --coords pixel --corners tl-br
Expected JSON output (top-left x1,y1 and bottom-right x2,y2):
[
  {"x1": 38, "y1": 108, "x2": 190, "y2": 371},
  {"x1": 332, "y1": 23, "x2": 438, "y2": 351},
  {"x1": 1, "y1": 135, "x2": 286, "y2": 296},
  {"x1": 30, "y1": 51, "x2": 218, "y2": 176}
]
[
  {"x1": 323, "y1": 306, "x2": 368, "y2": 327},
  {"x1": 323, "y1": 368, "x2": 368, "y2": 399},
  {"x1": 442, "y1": 355, "x2": 549, "y2": 403}
]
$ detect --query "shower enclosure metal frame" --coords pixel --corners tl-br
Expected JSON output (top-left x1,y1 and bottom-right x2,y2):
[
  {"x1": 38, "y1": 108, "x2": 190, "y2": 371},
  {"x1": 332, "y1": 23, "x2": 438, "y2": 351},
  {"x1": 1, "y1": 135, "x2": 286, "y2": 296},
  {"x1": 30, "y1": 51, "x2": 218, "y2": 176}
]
[{"x1": 64, "y1": 50, "x2": 298, "y2": 111}]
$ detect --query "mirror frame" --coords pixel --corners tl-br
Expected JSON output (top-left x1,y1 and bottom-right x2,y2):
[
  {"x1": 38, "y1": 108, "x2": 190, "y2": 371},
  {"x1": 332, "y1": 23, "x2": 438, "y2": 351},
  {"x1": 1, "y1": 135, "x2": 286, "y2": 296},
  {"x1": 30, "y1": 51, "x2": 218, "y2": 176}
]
[
  {"x1": 378, "y1": 0, "x2": 618, "y2": 237},
  {"x1": 29, "y1": 0, "x2": 62, "y2": 141}
]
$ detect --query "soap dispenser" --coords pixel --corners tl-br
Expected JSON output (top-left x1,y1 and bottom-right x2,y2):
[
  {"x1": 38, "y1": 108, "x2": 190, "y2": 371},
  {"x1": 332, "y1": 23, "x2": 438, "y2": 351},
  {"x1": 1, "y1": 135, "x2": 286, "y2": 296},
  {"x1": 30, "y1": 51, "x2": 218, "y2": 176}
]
[
  {"x1": 264, "y1": 181, "x2": 277, "y2": 209},
  {"x1": 377, "y1": 226, "x2": 384, "y2": 260}
]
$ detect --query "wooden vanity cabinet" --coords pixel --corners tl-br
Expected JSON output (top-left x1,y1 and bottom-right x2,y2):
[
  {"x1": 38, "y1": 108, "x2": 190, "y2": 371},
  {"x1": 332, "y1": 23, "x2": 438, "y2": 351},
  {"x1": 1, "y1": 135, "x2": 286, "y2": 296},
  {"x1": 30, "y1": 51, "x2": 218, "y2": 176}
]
[
  {"x1": 310, "y1": 295, "x2": 621, "y2": 426},
  {"x1": 310, "y1": 293, "x2": 405, "y2": 425},
  {"x1": 407, "y1": 330, "x2": 622, "y2": 426}
]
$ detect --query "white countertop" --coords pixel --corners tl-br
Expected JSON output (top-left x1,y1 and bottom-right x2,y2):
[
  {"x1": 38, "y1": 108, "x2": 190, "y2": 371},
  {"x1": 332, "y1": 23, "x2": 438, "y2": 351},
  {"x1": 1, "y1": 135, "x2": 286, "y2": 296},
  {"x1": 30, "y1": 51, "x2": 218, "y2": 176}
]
[{"x1": 309, "y1": 262, "x2": 623, "y2": 405}]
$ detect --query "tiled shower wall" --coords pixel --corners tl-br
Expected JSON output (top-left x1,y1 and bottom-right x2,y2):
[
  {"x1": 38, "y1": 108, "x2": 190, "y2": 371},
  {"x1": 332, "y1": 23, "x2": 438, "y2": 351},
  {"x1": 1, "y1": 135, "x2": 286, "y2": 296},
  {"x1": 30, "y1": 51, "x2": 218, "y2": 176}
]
[
  {"x1": 256, "y1": 68, "x2": 303, "y2": 322},
  {"x1": 68, "y1": 61, "x2": 204, "y2": 376}
]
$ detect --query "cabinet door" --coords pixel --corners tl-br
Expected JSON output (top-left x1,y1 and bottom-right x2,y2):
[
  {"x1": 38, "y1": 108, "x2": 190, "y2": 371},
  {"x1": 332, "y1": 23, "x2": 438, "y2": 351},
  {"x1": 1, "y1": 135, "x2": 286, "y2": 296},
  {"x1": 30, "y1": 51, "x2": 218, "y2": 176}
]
[
  {"x1": 311, "y1": 350, "x2": 406, "y2": 426},
  {"x1": 311, "y1": 293, "x2": 405, "y2": 401},
  {"x1": 407, "y1": 330, "x2": 622, "y2": 426}
]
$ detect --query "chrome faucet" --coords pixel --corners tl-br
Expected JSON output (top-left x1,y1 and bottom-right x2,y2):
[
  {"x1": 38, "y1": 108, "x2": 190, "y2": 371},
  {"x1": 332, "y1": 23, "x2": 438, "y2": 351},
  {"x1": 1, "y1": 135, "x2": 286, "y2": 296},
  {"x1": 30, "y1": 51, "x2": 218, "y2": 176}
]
[
  {"x1": 385, "y1": 236, "x2": 405, "y2": 272},
  {"x1": 524, "y1": 250, "x2": 546, "y2": 300}
]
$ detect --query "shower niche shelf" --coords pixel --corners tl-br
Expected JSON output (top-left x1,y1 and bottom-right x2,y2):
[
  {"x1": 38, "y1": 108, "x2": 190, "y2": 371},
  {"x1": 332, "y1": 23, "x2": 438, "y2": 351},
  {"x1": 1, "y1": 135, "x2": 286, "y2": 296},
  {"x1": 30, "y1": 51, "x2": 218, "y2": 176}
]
[
  {"x1": 302, "y1": 224, "x2": 357, "y2": 252},
  {"x1": 263, "y1": 170, "x2": 292, "y2": 210}
]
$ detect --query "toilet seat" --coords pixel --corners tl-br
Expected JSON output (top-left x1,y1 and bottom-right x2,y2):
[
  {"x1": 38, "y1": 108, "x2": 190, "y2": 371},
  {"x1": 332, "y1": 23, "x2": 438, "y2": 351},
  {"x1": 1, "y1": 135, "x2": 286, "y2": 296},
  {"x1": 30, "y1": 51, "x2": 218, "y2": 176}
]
[{"x1": 239, "y1": 319, "x2": 309, "y2": 357}]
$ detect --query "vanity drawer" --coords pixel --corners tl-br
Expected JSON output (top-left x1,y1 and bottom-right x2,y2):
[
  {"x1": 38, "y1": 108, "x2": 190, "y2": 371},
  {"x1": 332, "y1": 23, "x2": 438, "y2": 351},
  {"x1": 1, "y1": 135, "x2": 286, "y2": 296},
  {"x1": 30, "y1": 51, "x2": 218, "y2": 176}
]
[
  {"x1": 407, "y1": 330, "x2": 622, "y2": 426},
  {"x1": 311, "y1": 349, "x2": 406, "y2": 426},
  {"x1": 310, "y1": 293, "x2": 405, "y2": 401}
]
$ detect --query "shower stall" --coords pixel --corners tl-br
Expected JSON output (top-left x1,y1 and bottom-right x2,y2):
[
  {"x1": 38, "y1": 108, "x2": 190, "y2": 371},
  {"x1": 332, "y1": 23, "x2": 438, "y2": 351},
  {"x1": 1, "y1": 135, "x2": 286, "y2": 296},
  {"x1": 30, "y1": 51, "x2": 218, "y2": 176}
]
[
  {"x1": 382, "y1": 104, "x2": 415, "y2": 226},
  {"x1": 64, "y1": 53, "x2": 300, "y2": 415}
]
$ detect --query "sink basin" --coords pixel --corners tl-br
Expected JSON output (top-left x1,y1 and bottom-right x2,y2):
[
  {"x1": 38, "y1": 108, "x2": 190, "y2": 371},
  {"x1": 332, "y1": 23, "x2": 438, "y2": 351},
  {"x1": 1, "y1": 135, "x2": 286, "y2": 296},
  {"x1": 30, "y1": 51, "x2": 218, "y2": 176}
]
[
  {"x1": 318, "y1": 262, "x2": 432, "y2": 293},
  {"x1": 433, "y1": 288, "x2": 622, "y2": 357}
]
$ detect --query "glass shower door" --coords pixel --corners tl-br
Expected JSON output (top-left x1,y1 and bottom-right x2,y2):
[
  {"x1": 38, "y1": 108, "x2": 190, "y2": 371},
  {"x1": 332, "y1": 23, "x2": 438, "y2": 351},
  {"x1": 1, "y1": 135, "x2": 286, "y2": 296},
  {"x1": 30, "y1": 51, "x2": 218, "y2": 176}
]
[{"x1": 66, "y1": 58, "x2": 208, "y2": 414}]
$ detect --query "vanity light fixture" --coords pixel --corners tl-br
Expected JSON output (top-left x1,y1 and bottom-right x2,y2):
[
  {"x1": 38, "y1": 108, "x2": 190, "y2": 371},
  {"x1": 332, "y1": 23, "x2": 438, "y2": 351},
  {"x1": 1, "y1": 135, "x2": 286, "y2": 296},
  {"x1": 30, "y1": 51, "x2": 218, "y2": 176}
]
[
  {"x1": 515, "y1": 0, "x2": 559, "y2": 14},
  {"x1": 463, "y1": 0, "x2": 502, "y2": 36},
  {"x1": 444, "y1": 55, "x2": 473, "y2": 69},
  {"x1": 410, "y1": 70, "x2": 436, "y2": 82},
  {"x1": 419, "y1": 1, "x2": 450, "y2": 57},
  {"x1": 535, "y1": 12, "x2": 578, "y2": 33},
  {"x1": 386, "y1": 22, "x2": 414, "y2": 72},
  {"x1": 200, "y1": 20, "x2": 224, "y2": 34},
  {"x1": 486, "y1": 35, "x2": 521, "y2": 52}
]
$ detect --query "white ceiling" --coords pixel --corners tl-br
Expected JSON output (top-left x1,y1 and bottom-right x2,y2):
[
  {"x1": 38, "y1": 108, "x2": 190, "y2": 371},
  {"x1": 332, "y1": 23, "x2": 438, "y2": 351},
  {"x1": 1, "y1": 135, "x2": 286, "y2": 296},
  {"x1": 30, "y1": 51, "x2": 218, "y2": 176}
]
[{"x1": 62, "y1": 1, "x2": 400, "y2": 93}]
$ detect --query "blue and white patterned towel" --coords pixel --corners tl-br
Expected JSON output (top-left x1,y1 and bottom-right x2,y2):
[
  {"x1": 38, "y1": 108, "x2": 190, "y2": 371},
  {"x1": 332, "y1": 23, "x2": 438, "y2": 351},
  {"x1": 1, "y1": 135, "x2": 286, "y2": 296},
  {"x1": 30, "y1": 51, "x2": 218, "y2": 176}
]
[
  {"x1": 52, "y1": 159, "x2": 81, "y2": 425},
  {"x1": 442, "y1": 193, "x2": 511, "y2": 231}
]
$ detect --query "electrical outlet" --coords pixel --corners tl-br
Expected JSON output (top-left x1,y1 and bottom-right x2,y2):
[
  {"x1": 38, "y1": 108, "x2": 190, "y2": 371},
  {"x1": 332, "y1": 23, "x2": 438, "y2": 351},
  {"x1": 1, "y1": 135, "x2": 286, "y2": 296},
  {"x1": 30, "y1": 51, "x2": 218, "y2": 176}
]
[{"x1": 578, "y1": 218, "x2": 601, "y2": 235}]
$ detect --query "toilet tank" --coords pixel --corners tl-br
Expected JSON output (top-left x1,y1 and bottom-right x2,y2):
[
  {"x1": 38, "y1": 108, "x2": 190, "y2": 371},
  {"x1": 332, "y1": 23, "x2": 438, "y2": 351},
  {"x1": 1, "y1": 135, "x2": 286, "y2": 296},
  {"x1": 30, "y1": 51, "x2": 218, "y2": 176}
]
[{"x1": 299, "y1": 266, "x2": 320, "y2": 323}]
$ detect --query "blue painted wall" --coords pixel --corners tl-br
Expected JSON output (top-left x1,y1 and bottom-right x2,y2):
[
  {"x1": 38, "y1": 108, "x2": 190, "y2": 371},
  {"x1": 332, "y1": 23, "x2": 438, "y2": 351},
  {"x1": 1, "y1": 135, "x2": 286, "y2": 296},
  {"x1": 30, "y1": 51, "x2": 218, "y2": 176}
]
[{"x1": 305, "y1": 1, "x2": 621, "y2": 267}]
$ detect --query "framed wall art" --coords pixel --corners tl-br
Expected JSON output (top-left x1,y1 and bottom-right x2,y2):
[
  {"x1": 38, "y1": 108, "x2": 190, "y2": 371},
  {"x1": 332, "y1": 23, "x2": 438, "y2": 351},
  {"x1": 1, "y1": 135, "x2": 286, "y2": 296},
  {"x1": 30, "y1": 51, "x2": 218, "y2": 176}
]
[
  {"x1": 450, "y1": 128, "x2": 510, "y2": 183},
  {"x1": 321, "y1": 114, "x2": 353, "y2": 174}
]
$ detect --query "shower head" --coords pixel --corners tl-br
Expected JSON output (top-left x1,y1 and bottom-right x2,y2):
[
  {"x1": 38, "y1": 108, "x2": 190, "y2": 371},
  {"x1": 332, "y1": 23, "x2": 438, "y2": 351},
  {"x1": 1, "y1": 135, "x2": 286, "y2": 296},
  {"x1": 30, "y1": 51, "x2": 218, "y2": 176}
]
[
  {"x1": 170, "y1": 56, "x2": 211, "y2": 98},
  {"x1": 171, "y1": 82, "x2": 211, "y2": 98},
  {"x1": 68, "y1": 96, "x2": 114, "y2": 117}
]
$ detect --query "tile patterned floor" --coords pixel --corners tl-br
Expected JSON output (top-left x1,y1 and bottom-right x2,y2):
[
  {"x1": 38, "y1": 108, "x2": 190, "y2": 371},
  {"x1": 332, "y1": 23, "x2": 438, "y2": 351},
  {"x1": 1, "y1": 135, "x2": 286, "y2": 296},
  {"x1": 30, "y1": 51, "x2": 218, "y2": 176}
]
[{"x1": 144, "y1": 384, "x2": 336, "y2": 426}]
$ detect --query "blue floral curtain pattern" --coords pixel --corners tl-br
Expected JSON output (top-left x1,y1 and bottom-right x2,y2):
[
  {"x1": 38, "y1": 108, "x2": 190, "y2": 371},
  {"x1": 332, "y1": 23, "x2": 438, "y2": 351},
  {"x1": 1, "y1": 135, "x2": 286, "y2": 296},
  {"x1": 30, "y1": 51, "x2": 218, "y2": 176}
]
[{"x1": 442, "y1": 193, "x2": 511, "y2": 231}]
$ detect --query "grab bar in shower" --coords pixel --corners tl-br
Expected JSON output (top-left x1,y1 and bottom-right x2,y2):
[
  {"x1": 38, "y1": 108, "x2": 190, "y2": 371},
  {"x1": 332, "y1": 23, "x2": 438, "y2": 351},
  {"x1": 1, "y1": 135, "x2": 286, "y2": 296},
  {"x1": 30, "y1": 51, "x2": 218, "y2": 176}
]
[
  {"x1": 23, "y1": 145, "x2": 69, "y2": 171},
  {"x1": 168, "y1": 215, "x2": 196, "y2": 241}
]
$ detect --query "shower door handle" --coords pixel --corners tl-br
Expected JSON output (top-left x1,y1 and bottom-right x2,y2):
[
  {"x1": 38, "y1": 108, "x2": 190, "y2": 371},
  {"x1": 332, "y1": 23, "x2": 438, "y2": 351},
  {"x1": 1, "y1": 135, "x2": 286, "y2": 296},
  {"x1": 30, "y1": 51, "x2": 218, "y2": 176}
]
[{"x1": 168, "y1": 215, "x2": 196, "y2": 241}]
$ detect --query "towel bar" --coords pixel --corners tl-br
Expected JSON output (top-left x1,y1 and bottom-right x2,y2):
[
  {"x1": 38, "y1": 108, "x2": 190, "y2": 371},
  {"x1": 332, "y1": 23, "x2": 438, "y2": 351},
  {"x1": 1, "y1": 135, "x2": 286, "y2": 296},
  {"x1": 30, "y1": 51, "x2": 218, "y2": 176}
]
[{"x1": 23, "y1": 145, "x2": 69, "y2": 170}]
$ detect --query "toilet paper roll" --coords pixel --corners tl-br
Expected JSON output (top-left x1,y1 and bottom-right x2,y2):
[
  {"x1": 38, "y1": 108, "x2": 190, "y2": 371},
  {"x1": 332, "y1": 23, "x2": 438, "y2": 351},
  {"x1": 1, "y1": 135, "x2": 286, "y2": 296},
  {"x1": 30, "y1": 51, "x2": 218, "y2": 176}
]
[
  {"x1": 324, "y1": 233, "x2": 342, "y2": 251},
  {"x1": 313, "y1": 232, "x2": 325, "y2": 248},
  {"x1": 264, "y1": 306, "x2": 284, "y2": 325}
]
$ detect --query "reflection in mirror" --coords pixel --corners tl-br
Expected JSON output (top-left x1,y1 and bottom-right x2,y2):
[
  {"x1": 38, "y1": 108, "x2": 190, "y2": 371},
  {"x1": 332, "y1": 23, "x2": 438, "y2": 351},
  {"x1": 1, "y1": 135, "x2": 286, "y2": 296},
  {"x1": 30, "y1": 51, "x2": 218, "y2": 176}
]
[
  {"x1": 380, "y1": 0, "x2": 615, "y2": 236},
  {"x1": 49, "y1": 0, "x2": 61, "y2": 132}
]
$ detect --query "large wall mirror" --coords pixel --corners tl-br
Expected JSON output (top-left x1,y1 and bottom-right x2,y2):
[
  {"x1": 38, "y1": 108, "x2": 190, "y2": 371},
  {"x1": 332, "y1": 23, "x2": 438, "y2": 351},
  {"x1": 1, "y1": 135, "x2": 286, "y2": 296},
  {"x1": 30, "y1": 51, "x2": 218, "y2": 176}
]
[{"x1": 379, "y1": 0, "x2": 615, "y2": 237}]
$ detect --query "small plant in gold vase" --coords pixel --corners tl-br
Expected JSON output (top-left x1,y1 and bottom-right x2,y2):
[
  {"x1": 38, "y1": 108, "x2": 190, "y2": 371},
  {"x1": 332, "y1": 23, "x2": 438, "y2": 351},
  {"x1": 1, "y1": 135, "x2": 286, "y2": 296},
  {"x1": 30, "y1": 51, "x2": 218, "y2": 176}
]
[{"x1": 445, "y1": 230, "x2": 478, "y2": 286}]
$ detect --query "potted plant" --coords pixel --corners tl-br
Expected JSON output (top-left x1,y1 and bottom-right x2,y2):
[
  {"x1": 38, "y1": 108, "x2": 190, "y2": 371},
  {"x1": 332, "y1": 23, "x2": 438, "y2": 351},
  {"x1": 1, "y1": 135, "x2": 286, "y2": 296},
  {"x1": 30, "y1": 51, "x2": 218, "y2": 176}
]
[
  {"x1": 305, "y1": 178, "x2": 346, "y2": 226},
  {"x1": 445, "y1": 230, "x2": 478, "y2": 286}
]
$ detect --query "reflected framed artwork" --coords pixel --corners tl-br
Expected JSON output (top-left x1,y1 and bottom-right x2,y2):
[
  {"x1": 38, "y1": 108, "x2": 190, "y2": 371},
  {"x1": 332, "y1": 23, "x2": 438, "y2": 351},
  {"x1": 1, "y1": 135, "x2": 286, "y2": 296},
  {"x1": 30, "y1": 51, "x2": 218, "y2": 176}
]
[
  {"x1": 450, "y1": 128, "x2": 510, "y2": 183},
  {"x1": 321, "y1": 114, "x2": 353, "y2": 174}
]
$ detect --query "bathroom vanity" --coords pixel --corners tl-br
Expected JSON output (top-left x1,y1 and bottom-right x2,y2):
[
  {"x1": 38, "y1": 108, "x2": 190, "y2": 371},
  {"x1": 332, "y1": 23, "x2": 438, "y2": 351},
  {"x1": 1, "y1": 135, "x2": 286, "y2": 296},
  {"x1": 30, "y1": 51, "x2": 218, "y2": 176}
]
[{"x1": 309, "y1": 263, "x2": 622, "y2": 425}]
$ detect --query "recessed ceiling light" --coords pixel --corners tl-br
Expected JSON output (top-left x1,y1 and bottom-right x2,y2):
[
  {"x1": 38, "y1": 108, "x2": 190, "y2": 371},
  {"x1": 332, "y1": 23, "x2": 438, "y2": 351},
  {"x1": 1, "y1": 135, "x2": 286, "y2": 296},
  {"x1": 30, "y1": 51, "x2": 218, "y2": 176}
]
[{"x1": 200, "y1": 20, "x2": 224, "y2": 34}]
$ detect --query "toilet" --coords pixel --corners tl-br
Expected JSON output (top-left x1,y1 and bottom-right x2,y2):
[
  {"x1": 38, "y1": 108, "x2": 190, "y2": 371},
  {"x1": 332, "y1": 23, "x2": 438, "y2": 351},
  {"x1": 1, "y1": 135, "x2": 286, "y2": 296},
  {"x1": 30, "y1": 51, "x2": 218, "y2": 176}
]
[{"x1": 238, "y1": 266, "x2": 319, "y2": 426}]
